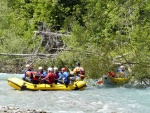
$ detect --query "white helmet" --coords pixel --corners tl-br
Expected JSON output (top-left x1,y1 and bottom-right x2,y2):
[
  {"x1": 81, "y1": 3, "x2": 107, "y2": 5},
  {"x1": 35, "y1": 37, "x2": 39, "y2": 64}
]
[
  {"x1": 26, "y1": 64, "x2": 30, "y2": 68},
  {"x1": 119, "y1": 65, "x2": 125, "y2": 70},
  {"x1": 54, "y1": 67, "x2": 58, "y2": 71},
  {"x1": 48, "y1": 67, "x2": 53, "y2": 71},
  {"x1": 38, "y1": 67, "x2": 43, "y2": 70}
]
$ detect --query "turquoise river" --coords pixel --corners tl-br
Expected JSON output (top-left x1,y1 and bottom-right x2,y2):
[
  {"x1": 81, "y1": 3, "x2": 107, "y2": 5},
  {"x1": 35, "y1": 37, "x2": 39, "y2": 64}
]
[{"x1": 0, "y1": 73, "x2": 150, "y2": 113}]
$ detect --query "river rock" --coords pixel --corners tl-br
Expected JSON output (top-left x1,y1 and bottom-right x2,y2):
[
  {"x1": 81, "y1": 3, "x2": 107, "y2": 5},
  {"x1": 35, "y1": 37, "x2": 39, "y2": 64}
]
[{"x1": 0, "y1": 106, "x2": 47, "y2": 113}]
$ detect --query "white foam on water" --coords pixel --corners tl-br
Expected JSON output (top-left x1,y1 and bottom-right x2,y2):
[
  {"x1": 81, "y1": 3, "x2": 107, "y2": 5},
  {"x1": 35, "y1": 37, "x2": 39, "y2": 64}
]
[{"x1": 0, "y1": 74, "x2": 150, "y2": 113}]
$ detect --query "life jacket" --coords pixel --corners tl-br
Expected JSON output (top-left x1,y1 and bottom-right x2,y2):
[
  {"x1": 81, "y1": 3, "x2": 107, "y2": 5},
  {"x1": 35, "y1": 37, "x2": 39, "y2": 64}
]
[
  {"x1": 38, "y1": 70, "x2": 43, "y2": 75},
  {"x1": 107, "y1": 71, "x2": 115, "y2": 77},
  {"x1": 38, "y1": 70, "x2": 44, "y2": 78},
  {"x1": 54, "y1": 71, "x2": 59, "y2": 79},
  {"x1": 32, "y1": 71, "x2": 39, "y2": 81},
  {"x1": 79, "y1": 67, "x2": 85, "y2": 75},
  {"x1": 46, "y1": 72, "x2": 55, "y2": 84},
  {"x1": 62, "y1": 71, "x2": 70, "y2": 84}
]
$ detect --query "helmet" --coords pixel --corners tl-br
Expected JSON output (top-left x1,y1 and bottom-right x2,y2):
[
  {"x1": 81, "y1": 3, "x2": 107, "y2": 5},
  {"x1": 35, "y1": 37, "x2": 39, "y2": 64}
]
[
  {"x1": 38, "y1": 67, "x2": 43, "y2": 70},
  {"x1": 26, "y1": 64, "x2": 30, "y2": 68},
  {"x1": 26, "y1": 71, "x2": 31, "y2": 77},
  {"x1": 48, "y1": 67, "x2": 53, "y2": 72},
  {"x1": 76, "y1": 62, "x2": 80, "y2": 67},
  {"x1": 54, "y1": 67, "x2": 58, "y2": 71},
  {"x1": 119, "y1": 65, "x2": 125, "y2": 69},
  {"x1": 61, "y1": 68, "x2": 66, "y2": 72}
]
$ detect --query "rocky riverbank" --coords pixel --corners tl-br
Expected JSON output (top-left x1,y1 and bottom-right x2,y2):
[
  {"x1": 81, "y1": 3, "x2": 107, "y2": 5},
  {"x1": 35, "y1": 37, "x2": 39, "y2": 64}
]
[{"x1": 0, "y1": 106, "x2": 47, "y2": 113}]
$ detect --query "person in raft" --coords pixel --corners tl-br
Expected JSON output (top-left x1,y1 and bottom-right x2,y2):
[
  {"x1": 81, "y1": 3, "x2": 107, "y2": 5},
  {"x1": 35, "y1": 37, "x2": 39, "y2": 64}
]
[
  {"x1": 106, "y1": 69, "x2": 115, "y2": 77},
  {"x1": 69, "y1": 62, "x2": 85, "y2": 82},
  {"x1": 30, "y1": 71, "x2": 40, "y2": 84},
  {"x1": 117, "y1": 65, "x2": 128, "y2": 77},
  {"x1": 41, "y1": 67, "x2": 55, "y2": 84},
  {"x1": 53, "y1": 67, "x2": 59, "y2": 79},
  {"x1": 23, "y1": 71, "x2": 39, "y2": 84},
  {"x1": 61, "y1": 67, "x2": 70, "y2": 85},
  {"x1": 23, "y1": 64, "x2": 33, "y2": 81},
  {"x1": 54, "y1": 68, "x2": 64, "y2": 84},
  {"x1": 37, "y1": 66, "x2": 47, "y2": 79}
]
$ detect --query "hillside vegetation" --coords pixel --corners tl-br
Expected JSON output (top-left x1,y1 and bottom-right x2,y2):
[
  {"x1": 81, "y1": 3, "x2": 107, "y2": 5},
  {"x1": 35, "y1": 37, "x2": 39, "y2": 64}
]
[{"x1": 0, "y1": 0, "x2": 150, "y2": 84}]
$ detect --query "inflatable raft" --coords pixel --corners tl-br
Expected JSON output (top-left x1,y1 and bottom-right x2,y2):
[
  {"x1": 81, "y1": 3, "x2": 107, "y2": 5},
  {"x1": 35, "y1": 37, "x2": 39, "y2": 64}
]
[
  {"x1": 8, "y1": 77, "x2": 87, "y2": 91},
  {"x1": 97, "y1": 75, "x2": 130, "y2": 86}
]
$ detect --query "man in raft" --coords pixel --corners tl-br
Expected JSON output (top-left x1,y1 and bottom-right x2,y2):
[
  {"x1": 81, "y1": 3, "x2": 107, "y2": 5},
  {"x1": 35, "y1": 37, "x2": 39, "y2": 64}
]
[
  {"x1": 41, "y1": 67, "x2": 55, "y2": 84},
  {"x1": 69, "y1": 62, "x2": 85, "y2": 82},
  {"x1": 22, "y1": 64, "x2": 33, "y2": 82}
]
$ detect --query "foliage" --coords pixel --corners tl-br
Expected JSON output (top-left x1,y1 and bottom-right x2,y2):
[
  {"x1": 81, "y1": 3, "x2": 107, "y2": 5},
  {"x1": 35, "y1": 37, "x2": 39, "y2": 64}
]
[
  {"x1": 0, "y1": 0, "x2": 150, "y2": 84},
  {"x1": 62, "y1": 0, "x2": 150, "y2": 80}
]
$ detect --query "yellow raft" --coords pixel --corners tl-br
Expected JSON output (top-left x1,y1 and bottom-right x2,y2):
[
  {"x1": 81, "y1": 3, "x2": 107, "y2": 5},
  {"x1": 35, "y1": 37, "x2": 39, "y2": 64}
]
[
  {"x1": 99, "y1": 75, "x2": 130, "y2": 86},
  {"x1": 109, "y1": 76, "x2": 130, "y2": 85},
  {"x1": 8, "y1": 76, "x2": 87, "y2": 91}
]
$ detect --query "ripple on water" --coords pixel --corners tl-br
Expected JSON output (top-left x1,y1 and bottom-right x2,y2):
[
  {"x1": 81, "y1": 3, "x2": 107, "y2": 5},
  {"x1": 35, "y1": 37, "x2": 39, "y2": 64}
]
[{"x1": 0, "y1": 77, "x2": 150, "y2": 113}]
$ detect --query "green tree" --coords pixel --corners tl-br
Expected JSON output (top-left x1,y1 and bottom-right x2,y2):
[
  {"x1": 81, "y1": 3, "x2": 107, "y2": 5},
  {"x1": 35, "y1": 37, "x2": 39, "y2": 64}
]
[{"x1": 0, "y1": 0, "x2": 150, "y2": 85}]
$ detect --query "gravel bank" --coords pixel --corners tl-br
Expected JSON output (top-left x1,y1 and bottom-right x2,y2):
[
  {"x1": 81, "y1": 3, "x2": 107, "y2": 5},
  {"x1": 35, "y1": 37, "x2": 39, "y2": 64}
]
[{"x1": 0, "y1": 106, "x2": 47, "y2": 113}]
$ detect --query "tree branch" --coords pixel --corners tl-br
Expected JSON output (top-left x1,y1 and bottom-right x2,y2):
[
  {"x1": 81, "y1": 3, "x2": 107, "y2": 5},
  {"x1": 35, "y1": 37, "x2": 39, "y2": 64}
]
[{"x1": 0, "y1": 53, "x2": 57, "y2": 57}]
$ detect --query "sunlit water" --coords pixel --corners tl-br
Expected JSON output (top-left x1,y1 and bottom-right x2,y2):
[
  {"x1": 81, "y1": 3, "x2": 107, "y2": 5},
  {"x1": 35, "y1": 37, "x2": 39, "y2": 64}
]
[{"x1": 0, "y1": 73, "x2": 150, "y2": 113}]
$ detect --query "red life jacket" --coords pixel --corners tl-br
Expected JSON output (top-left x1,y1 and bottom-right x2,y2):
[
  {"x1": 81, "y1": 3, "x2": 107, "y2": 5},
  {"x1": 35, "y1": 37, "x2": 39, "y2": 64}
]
[
  {"x1": 45, "y1": 72, "x2": 55, "y2": 84},
  {"x1": 32, "y1": 71, "x2": 39, "y2": 81},
  {"x1": 79, "y1": 67, "x2": 85, "y2": 75},
  {"x1": 107, "y1": 71, "x2": 115, "y2": 77}
]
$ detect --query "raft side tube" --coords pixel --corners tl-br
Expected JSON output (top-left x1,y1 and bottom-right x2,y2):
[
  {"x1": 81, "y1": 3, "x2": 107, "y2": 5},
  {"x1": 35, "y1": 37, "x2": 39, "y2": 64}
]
[
  {"x1": 7, "y1": 76, "x2": 87, "y2": 91},
  {"x1": 74, "y1": 81, "x2": 87, "y2": 90}
]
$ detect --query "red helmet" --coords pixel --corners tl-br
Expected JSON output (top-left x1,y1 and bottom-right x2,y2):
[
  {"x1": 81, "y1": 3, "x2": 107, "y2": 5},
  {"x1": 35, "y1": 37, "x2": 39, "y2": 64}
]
[{"x1": 61, "y1": 68, "x2": 66, "y2": 72}]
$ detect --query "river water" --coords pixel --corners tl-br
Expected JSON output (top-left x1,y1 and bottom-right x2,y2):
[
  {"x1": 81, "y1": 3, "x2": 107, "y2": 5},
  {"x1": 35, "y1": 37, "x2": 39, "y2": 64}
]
[{"x1": 0, "y1": 73, "x2": 150, "y2": 113}]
